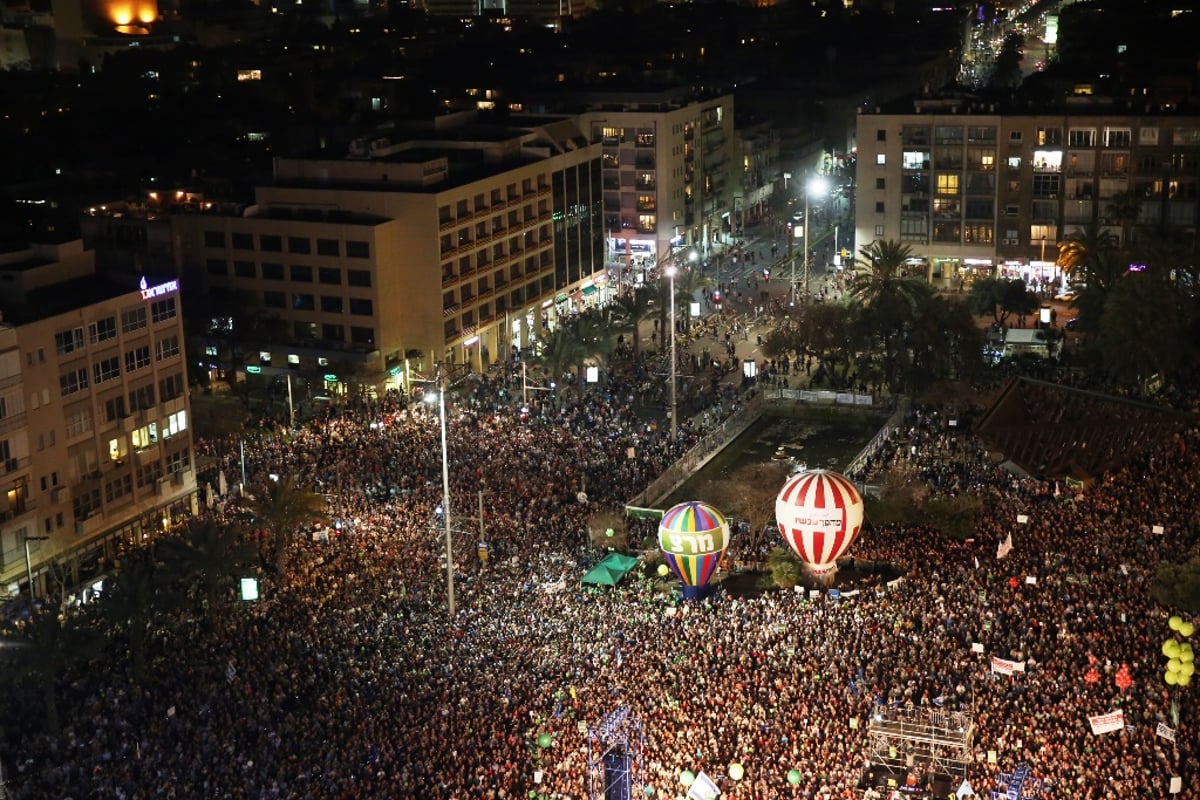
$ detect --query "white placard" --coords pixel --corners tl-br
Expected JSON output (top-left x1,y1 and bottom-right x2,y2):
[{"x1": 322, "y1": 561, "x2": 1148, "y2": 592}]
[
  {"x1": 1153, "y1": 524, "x2": 1165, "y2": 535},
  {"x1": 1088, "y1": 710, "x2": 1124, "y2": 735},
  {"x1": 1170, "y1": 776, "x2": 1182, "y2": 793},
  {"x1": 586, "y1": 365, "x2": 599, "y2": 383},
  {"x1": 1016, "y1": 514, "x2": 1029, "y2": 524},
  {"x1": 971, "y1": 642, "x2": 985, "y2": 654},
  {"x1": 1156, "y1": 722, "x2": 1177, "y2": 743},
  {"x1": 240, "y1": 578, "x2": 259, "y2": 601},
  {"x1": 1025, "y1": 576, "x2": 1038, "y2": 585}
]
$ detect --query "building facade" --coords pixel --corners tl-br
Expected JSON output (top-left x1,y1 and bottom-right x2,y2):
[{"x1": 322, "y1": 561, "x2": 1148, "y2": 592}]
[
  {"x1": 168, "y1": 113, "x2": 605, "y2": 387},
  {"x1": 855, "y1": 99, "x2": 1200, "y2": 288},
  {"x1": 0, "y1": 239, "x2": 195, "y2": 597},
  {"x1": 570, "y1": 90, "x2": 736, "y2": 280}
]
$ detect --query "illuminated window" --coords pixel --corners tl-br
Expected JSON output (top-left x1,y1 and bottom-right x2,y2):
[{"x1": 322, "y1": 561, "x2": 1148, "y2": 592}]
[
  {"x1": 237, "y1": 70, "x2": 263, "y2": 82},
  {"x1": 936, "y1": 174, "x2": 960, "y2": 194},
  {"x1": 131, "y1": 423, "x2": 159, "y2": 451}
]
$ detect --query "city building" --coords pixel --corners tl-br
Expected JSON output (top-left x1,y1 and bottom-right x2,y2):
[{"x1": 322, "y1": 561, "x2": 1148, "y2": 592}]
[
  {"x1": 0, "y1": 238, "x2": 196, "y2": 598},
  {"x1": 528, "y1": 89, "x2": 735, "y2": 281},
  {"x1": 162, "y1": 111, "x2": 604, "y2": 390},
  {"x1": 855, "y1": 96, "x2": 1200, "y2": 288}
]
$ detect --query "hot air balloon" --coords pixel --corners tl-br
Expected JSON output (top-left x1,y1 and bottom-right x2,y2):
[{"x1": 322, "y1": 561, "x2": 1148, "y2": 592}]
[
  {"x1": 775, "y1": 469, "x2": 864, "y2": 578},
  {"x1": 657, "y1": 501, "x2": 731, "y2": 599}
]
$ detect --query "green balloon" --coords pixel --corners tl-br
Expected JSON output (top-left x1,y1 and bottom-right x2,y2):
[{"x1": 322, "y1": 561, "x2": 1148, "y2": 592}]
[
  {"x1": 1169, "y1": 615, "x2": 1183, "y2": 632},
  {"x1": 1166, "y1": 670, "x2": 1179, "y2": 686},
  {"x1": 537, "y1": 733, "x2": 553, "y2": 748},
  {"x1": 680, "y1": 770, "x2": 696, "y2": 787},
  {"x1": 788, "y1": 769, "x2": 802, "y2": 785}
]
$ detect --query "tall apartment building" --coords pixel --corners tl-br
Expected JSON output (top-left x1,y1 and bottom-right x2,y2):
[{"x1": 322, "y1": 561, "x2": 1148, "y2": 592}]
[
  {"x1": 855, "y1": 98, "x2": 1200, "y2": 288},
  {"x1": 565, "y1": 89, "x2": 736, "y2": 277},
  {"x1": 166, "y1": 112, "x2": 604, "y2": 385},
  {"x1": 0, "y1": 239, "x2": 195, "y2": 597}
]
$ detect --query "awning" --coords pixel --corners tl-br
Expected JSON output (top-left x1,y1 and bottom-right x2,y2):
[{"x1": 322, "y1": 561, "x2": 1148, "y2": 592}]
[
  {"x1": 580, "y1": 552, "x2": 640, "y2": 587},
  {"x1": 582, "y1": 285, "x2": 598, "y2": 296},
  {"x1": 555, "y1": 292, "x2": 568, "y2": 303}
]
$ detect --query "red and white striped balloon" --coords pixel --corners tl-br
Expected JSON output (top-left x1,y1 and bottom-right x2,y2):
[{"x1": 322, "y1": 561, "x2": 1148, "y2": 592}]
[{"x1": 775, "y1": 469, "x2": 864, "y2": 576}]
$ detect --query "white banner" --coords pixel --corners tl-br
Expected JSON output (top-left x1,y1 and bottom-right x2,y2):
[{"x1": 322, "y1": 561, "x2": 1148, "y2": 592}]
[
  {"x1": 1089, "y1": 710, "x2": 1125, "y2": 735},
  {"x1": 1156, "y1": 722, "x2": 1177, "y2": 743},
  {"x1": 990, "y1": 656, "x2": 1025, "y2": 675}
]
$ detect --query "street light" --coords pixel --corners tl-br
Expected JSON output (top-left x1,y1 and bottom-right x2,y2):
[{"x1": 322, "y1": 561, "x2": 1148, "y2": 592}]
[
  {"x1": 424, "y1": 375, "x2": 455, "y2": 617},
  {"x1": 666, "y1": 265, "x2": 678, "y2": 441},
  {"x1": 801, "y1": 176, "x2": 830, "y2": 304}
]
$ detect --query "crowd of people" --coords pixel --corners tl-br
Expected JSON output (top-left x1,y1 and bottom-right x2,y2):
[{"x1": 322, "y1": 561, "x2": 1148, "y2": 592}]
[{"x1": 2, "y1": 377, "x2": 1198, "y2": 800}]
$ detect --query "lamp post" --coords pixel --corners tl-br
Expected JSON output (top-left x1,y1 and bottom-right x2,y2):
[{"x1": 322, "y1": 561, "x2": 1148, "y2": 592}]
[
  {"x1": 425, "y1": 373, "x2": 455, "y2": 617},
  {"x1": 666, "y1": 265, "x2": 678, "y2": 441},
  {"x1": 801, "y1": 176, "x2": 830, "y2": 303}
]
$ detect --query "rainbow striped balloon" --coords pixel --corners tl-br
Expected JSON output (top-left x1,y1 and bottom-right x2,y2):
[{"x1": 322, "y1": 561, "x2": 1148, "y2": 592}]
[{"x1": 657, "y1": 501, "x2": 731, "y2": 592}]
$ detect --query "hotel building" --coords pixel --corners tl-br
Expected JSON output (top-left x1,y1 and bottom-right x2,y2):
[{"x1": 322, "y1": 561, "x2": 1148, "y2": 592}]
[
  {"x1": 166, "y1": 112, "x2": 605, "y2": 386},
  {"x1": 0, "y1": 238, "x2": 195, "y2": 597}
]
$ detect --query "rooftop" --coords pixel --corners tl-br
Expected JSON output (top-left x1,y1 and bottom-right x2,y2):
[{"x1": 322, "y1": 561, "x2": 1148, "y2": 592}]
[{"x1": 0, "y1": 275, "x2": 142, "y2": 326}]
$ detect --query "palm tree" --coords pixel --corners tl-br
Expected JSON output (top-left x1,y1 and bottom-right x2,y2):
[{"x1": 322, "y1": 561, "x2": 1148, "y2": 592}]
[
  {"x1": 95, "y1": 547, "x2": 163, "y2": 679},
  {"x1": 850, "y1": 239, "x2": 933, "y2": 389},
  {"x1": 610, "y1": 287, "x2": 655, "y2": 357},
  {"x1": 533, "y1": 324, "x2": 587, "y2": 386},
  {"x1": 157, "y1": 519, "x2": 258, "y2": 617},
  {"x1": 238, "y1": 476, "x2": 327, "y2": 578},
  {"x1": 1056, "y1": 222, "x2": 1119, "y2": 283}
]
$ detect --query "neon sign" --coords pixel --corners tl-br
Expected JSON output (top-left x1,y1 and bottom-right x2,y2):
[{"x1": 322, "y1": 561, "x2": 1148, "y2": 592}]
[{"x1": 139, "y1": 275, "x2": 179, "y2": 300}]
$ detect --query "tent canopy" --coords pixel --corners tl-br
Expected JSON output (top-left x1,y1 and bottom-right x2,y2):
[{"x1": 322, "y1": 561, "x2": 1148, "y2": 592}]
[{"x1": 580, "y1": 552, "x2": 640, "y2": 586}]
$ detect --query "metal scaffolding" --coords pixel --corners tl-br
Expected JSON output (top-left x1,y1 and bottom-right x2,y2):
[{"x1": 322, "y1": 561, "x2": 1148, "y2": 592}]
[
  {"x1": 587, "y1": 704, "x2": 644, "y2": 800},
  {"x1": 865, "y1": 707, "x2": 975, "y2": 780}
]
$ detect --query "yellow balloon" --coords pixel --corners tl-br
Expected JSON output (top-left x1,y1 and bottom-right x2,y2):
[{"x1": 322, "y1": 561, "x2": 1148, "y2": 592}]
[
  {"x1": 1181, "y1": 650, "x2": 1195, "y2": 664},
  {"x1": 1181, "y1": 622, "x2": 1196, "y2": 638},
  {"x1": 1168, "y1": 658, "x2": 1182, "y2": 673},
  {"x1": 1179, "y1": 672, "x2": 1193, "y2": 687},
  {"x1": 728, "y1": 763, "x2": 744, "y2": 782},
  {"x1": 1169, "y1": 615, "x2": 1183, "y2": 631},
  {"x1": 1181, "y1": 662, "x2": 1196, "y2": 678},
  {"x1": 1164, "y1": 640, "x2": 1181, "y2": 657},
  {"x1": 1165, "y1": 670, "x2": 1179, "y2": 685}
]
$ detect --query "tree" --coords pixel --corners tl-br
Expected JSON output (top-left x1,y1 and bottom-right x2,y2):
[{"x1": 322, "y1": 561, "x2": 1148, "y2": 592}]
[
  {"x1": 967, "y1": 278, "x2": 1039, "y2": 326},
  {"x1": 95, "y1": 547, "x2": 163, "y2": 680},
  {"x1": 1057, "y1": 222, "x2": 1119, "y2": 283},
  {"x1": 766, "y1": 546, "x2": 801, "y2": 589},
  {"x1": 157, "y1": 519, "x2": 258, "y2": 616},
  {"x1": 0, "y1": 610, "x2": 102, "y2": 733},
  {"x1": 906, "y1": 294, "x2": 986, "y2": 390},
  {"x1": 698, "y1": 463, "x2": 791, "y2": 557},
  {"x1": 609, "y1": 287, "x2": 655, "y2": 357},
  {"x1": 1151, "y1": 555, "x2": 1200, "y2": 616},
  {"x1": 851, "y1": 239, "x2": 933, "y2": 389},
  {"x1": 1094, "y1": 269, "x2": 1191, "y2": 387},
  {"x1": 238, "y1": 476, "x2": 327, "y2": 578}
]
